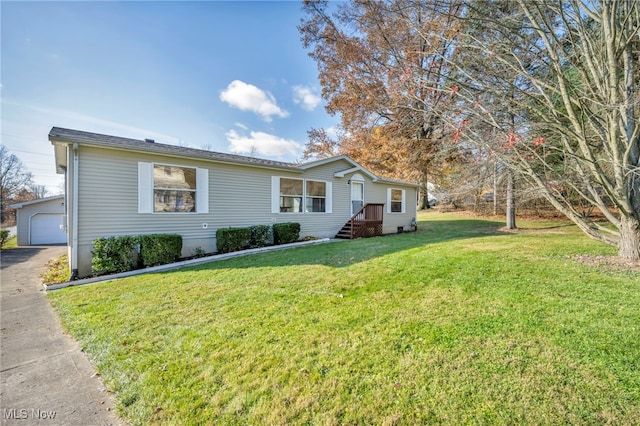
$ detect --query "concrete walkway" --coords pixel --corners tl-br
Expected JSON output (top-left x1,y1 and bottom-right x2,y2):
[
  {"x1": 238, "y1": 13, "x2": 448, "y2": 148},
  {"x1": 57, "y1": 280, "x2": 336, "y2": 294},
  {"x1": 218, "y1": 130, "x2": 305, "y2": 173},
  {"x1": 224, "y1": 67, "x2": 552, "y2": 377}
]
[{"x1": 1, "y1": 246, "x2": 122, "y2": 425}]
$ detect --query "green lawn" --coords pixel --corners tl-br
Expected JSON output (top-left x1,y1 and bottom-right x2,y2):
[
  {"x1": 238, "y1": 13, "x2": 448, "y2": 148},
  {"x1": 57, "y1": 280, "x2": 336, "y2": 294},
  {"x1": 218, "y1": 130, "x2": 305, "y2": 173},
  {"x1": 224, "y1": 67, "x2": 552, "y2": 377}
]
[
  {"x1": 48, "y1": 212, "x2": 640, "y2": 425},
  {"x1": 1, "y1": 235, "x2": 17, "y2": 249}
]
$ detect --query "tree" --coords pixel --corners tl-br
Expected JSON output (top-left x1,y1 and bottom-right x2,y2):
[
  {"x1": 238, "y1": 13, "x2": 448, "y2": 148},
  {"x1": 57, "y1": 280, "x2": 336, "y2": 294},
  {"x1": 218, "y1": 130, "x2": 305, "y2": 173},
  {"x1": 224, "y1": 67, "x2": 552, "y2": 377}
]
[
  {"x1": 29, "y1": 184, "x2": 49, "y2": 199},
  {"x1": 303, "y1": 0, "x2": 640, "y2": 259},
  {"x1": 302, "y1": 127, "x2": 339, "y2": 160},
  {"x1": 437, "y1": 0, "x2": 640, "y2": 258},
  {"x1": 300, "y1": 0, "x2": 464, "y2": 208},
  {"x1": 0, "y1": 145, "x2": 34, "y2": 224}
]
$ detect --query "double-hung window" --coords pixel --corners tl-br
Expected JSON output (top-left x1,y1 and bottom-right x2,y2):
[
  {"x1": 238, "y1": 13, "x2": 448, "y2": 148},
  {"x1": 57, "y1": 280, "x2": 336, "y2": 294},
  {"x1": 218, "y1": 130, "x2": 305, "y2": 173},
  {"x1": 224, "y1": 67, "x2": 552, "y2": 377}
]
[
  {"x1": 306, "y1": 180, "x2": 326, "y2": 213},
  {"x1": 272, "y1": 177, "x2": 331, "y2": 214},
  {"x1": 387, "y1": 188, "x2": 406, "y2": 213},
  {"x1": 138, "y1": 162, "x2": 208, "y2": 213},
  {"x1": 280, "y1": 178, "x2": 303, "y2": 213},
  {"x1": 154, "y1": 165, "x2": 197, "y2": 212}
]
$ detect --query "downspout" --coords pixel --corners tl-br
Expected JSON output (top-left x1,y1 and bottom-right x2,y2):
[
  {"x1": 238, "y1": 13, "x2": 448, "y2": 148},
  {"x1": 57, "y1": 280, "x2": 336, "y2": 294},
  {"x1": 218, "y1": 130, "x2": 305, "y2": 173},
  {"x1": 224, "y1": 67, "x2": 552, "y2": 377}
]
[{"x1": 70, "y1": 143, "x2": 79, "y2": 280}]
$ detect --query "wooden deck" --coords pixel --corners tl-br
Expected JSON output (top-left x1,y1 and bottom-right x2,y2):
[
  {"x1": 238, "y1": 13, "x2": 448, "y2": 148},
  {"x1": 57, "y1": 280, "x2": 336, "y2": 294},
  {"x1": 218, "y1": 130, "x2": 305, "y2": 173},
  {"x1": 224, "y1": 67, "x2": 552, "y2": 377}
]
[{"x1": 335, "y1": 204, "x2": 384, "y2": 239}]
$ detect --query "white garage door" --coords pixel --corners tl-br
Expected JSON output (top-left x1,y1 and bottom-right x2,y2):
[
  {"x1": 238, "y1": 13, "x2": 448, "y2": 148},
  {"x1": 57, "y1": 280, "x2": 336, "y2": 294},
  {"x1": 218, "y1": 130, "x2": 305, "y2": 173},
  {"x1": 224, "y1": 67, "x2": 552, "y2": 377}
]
[{"x1": 30, "y1": 214, "x2": 67, "y2": 245}]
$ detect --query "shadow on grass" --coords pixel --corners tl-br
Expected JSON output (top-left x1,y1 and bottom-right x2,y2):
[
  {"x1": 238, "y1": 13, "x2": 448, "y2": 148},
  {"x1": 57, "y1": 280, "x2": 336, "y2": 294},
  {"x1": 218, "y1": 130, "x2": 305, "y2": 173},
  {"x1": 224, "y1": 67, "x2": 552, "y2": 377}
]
[
  {"x1": 516, "y1": 223, "x2": 576, "y2": 231},
  {"x1": 172, "y1": 218, "x2": 509, "y2": 273}
]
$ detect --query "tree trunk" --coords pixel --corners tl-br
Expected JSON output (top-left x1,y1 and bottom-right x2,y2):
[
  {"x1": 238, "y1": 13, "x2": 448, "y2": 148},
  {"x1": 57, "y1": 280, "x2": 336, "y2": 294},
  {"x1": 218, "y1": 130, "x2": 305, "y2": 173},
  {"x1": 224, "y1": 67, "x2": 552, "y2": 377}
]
[
  {"x1": 493, "y1": 161, "x2": 498, "y2": 216},
  {"x1": 619, "y1": 216, "x2": 640, "y2": 260},
  {"x1": 506, "y1": 172, "x2": 516, "y2": 229},
  {"x1": 419, "y1": 170, "x2": 430, "y2": 210}
]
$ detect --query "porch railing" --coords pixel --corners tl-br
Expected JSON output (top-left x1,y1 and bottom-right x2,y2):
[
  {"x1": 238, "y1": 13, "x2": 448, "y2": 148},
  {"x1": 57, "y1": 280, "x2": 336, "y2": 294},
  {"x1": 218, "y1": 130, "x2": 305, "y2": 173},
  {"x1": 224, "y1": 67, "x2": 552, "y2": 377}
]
[{"x1": 340, "y1": 203, "x2": 384, "y2": 239}]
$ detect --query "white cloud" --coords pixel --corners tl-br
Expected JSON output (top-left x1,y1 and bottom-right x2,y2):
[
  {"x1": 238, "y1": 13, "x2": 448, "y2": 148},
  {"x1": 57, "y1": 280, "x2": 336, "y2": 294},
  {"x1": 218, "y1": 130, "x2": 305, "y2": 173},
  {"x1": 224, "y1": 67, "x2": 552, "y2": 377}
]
[
  {"x1": 325, "y1": 125, "x2": 341, "y2": 139},
  {"x1": 292, "y1": 85, "x2": 322, "y2": 111},
  {"x1": 219, "y1": 80, "x2": 289, "y2": 122},
  {"x1": 226, "y1": 129, "x2": 301, "y2": 157}
]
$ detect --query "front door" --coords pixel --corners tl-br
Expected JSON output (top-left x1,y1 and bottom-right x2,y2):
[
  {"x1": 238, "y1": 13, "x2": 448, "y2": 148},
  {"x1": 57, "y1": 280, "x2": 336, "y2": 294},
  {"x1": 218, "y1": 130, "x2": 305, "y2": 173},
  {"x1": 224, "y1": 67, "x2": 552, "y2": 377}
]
[{"x1": 351, "y1": 181, "x2": 364, "y2": 215}]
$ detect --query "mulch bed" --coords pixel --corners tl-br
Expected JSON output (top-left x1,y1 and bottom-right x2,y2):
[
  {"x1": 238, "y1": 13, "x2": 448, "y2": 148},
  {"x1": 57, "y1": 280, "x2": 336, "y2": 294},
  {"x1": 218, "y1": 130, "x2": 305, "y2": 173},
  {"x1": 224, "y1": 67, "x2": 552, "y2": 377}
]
[{"x1": 571, "y1": 254, "x2": 640, "y2": 273}]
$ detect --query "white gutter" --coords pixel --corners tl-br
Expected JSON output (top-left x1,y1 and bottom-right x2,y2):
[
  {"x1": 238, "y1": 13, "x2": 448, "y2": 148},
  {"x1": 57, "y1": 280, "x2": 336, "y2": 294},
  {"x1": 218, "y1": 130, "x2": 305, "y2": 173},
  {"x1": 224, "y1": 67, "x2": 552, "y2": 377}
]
[{"x1": 70, "y1": 143, "x2": 79, "y2": 280}]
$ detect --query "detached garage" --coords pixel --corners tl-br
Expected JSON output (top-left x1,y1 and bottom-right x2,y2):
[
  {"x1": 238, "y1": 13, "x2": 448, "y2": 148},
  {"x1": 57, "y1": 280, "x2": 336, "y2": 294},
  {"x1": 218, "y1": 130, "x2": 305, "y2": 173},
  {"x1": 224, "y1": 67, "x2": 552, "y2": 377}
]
[{"x1": 10, "y1": 195, "x2": 67, "y2": 245}]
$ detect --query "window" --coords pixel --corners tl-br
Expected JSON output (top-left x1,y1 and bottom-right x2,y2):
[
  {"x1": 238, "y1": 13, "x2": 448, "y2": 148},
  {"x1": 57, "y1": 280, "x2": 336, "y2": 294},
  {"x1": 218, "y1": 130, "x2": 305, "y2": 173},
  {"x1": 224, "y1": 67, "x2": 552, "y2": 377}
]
[
  {"x1": 272, "y1": 177, "x2": 332, "y2": 214},
  {"x1": 138, "y1": 162, "x2": 208, "y2": 214},
  {"x1": 388, "y1": 188, "x2": 405, "y2": 213},
  {"x1": 279, "y1": 178, "x2": 303, "y2": 212},
  {"x1": 306, "y1": 180, "x2": 326, "y2": 212},
  {"x1": 153, "y1": 165, "x2": 196, "y2": 212}
]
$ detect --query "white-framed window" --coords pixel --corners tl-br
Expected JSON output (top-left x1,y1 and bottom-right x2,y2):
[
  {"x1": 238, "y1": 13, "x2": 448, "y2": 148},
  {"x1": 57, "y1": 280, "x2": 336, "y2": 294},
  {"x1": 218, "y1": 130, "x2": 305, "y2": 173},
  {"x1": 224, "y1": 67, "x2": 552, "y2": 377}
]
[
  {"x1": 306, "y1": 180, "x2": 327, "y2": 213},
  {"x1": 138, "y1": 162, "x2": 208, "y2": 213},
  {"x1": 387, "y1": 188, "x2": 406, "y2": 213},
  {"x1": 280, "y1": 178, "x2": 303, "y2": 213},
  {"x1": 272, "y1": 177, "x2": 332, "y2": 214}
]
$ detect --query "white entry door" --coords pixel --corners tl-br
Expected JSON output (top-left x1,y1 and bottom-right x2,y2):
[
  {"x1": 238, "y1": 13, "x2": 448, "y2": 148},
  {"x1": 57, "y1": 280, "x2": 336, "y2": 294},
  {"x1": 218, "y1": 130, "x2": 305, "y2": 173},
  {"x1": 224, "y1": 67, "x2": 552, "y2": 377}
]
[{"x1": 351, "y1": 181, "x2": 364, "y2": 215}]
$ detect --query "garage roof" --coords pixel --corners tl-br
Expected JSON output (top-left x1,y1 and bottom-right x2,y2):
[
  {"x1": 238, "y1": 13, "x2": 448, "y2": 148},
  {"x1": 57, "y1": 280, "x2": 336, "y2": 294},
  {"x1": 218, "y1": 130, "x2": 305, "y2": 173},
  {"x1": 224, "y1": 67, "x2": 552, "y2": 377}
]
[{"x1": 9, "y1": 195, "x2": 64, "y2": 209}]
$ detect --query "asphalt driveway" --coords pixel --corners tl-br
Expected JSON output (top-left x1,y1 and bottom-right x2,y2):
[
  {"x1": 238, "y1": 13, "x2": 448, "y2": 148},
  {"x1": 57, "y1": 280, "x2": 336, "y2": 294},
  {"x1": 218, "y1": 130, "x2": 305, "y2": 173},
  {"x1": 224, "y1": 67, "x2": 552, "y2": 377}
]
[{"x1": 1, "y1": 246, "x2": 122, "y2": 425}]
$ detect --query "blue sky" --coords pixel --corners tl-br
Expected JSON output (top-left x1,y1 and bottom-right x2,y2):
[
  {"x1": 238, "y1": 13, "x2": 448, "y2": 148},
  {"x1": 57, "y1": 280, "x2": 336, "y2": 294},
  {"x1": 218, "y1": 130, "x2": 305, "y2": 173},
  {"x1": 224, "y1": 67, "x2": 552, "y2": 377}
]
[{"x1": 1, "y1": 1, "x2": 338, "y2": 194}]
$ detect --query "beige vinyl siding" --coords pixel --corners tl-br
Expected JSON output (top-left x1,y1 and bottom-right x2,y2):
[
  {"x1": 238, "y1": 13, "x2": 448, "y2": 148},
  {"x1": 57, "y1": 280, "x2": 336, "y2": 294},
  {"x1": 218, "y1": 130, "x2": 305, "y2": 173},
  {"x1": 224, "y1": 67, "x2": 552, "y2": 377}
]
[
  {"x1": 73, "y1": 147, "x2": 417, "y2": 277},
  {"x1": 360, "y1": 179, "x2": 417, "y2": 234},
  {"x1": 271, "y1": 159, "x2": 417, "y2": 237},
  {"x1": 272, "y1": 159, "x2": 353, "y2": 239},
  {"x1": 313, "y1": 158, "x2": 417, "y2": 234},
  {"x1": 76, "y1": 146, "x2": 277, "y2": 242},
  {"x1": 74, "y1": 146, "x2": 302, "y2": 276}
]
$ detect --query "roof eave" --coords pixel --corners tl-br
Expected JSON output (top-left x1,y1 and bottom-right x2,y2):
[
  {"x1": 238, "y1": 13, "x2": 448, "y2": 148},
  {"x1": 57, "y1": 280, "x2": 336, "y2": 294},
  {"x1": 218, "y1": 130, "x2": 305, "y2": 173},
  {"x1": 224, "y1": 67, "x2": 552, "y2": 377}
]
[
  {"x1": 9, "y1": 194, "x2": 65, "y2": 209},
  {"x1": 48, "y1": 130, "x2": 302, "y2": 173}
]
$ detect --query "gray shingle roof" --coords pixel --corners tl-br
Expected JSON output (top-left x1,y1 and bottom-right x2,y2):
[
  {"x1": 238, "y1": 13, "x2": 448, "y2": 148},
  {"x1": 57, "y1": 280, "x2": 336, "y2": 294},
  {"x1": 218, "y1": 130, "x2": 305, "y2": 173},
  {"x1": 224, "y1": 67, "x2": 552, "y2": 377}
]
[
  {"x1": 9, "y1": 194, "x2": 65, "y2": 209},
  {"x1": 49, "y1": 127, "x2": 418, "y2": 187},
  {"x1": 49, "y1": 127, "x2": 301, "y2": 171}
]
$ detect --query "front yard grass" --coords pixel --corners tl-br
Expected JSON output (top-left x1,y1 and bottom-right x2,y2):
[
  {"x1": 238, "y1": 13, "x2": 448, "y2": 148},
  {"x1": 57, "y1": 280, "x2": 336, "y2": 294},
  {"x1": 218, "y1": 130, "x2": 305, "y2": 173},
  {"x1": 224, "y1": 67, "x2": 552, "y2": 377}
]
[
  {"x1": 48, "y1": 211, "x2": 640, "y2": 425},
  {"x1": 1, "y1": 235, "x2": 17, "y2": 249}
]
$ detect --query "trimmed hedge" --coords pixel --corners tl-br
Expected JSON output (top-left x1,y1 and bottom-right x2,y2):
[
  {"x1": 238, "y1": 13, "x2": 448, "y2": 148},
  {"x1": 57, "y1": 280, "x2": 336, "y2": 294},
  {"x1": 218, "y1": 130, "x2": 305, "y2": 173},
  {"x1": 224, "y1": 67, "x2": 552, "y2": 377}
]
[
  {"x1": 139, "y1": 234, "x2": 182, "y2": 267},
  {"x1": 273, "y1": 222, "x2": 300, "y2": 245},
  {"x1": 92, "y1": 233, "x2": 183, "y2": 275},
  {"x1": 92, "y1": 236, "x2": 139, "y2": 275},
  {"x1": 216, "y1": 227, "x2": 251, "y2": 253},
  {"x1": 249, "y1": 225, "x2": 272, "y2": 248},
  {"x1": 91, "y1": 222, "x2": 302, "y2": 276}
]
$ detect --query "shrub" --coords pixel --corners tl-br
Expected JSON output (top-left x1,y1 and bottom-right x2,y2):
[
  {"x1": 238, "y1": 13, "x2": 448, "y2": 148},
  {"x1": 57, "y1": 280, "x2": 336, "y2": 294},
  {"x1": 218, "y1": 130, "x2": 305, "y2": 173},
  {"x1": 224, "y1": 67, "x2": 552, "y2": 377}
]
[
  {"x1": 249, "y1": 225, "x2": 272, "y2": 248},
  {"x1": 92, "y1": 236, "x2": 139, "y2": 275},
  {"x1": 139, "y1": 234, "x2": 182, "y2": 267},
  {"x1": 273, "y1": 222, "x2": 300, "y2": 245},
  {"x1": 216, "y1": 227, "x2": 251, "y2": 253},
  {"x1": 192, "y1": 247, "x2": 207, "y2": 258},
  {"x1": 0, "y1": 230, "x2": 9, "y2": 247}
]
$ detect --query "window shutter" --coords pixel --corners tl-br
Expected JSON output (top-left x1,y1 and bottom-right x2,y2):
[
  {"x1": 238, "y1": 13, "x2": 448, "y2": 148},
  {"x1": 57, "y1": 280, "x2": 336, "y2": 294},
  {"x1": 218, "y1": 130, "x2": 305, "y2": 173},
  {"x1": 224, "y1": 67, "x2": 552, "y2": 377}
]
[
  {"x1": 196, "y1": 168, "x2": 209, "y2": 213},
  {"x1": 386, "y1": 188, "x2": 391, "y2": 213},
  {"x1": 138, "y1": 162, "x2": 153, "y2": 213},
  {"x1": 325, "y1": 182, "x2": 332, "y2": 213},
  {"x1": 401, "y1": 189, "x2": 406, "y2": 213},
  {"x1": 271, "y1": 176, "x2": 280, "y2": 213}
]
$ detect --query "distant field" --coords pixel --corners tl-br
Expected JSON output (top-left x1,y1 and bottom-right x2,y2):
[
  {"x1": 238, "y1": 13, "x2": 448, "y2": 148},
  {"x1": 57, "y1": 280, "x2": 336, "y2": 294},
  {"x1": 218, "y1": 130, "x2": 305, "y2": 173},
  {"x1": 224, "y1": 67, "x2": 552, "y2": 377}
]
[{"x1": 49, "y1": 211, "x2": 640, "y2": 425}]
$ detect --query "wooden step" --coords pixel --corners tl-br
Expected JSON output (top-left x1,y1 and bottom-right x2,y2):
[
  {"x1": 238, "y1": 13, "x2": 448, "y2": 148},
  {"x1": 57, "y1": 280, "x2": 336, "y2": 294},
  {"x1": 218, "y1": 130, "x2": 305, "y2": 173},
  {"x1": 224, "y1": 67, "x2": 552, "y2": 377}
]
[{"x1": 335, "y1": 224, "x2": 352, "y2": 239}]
